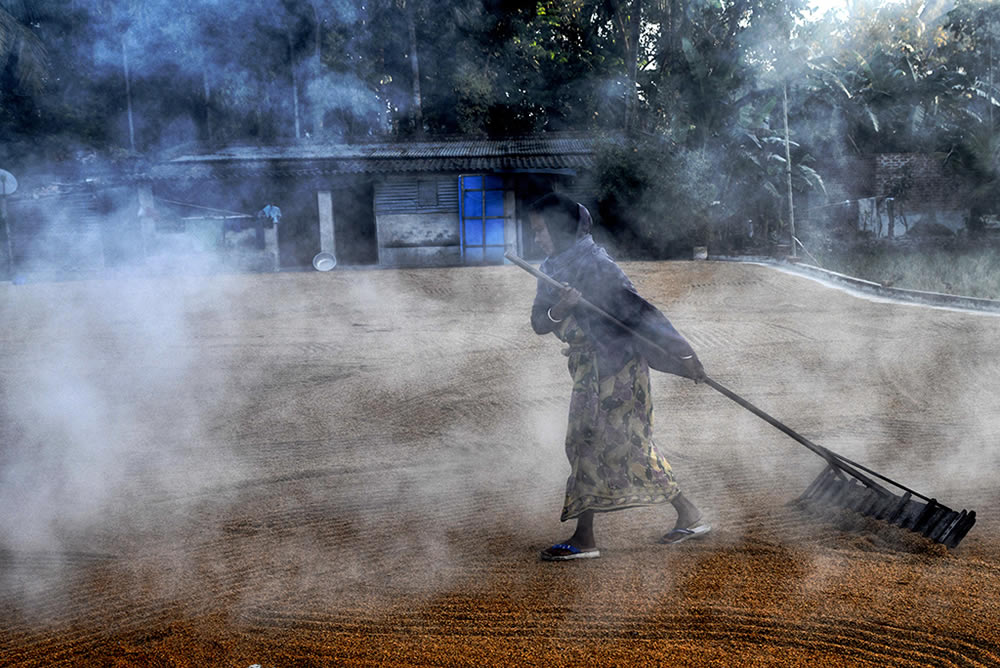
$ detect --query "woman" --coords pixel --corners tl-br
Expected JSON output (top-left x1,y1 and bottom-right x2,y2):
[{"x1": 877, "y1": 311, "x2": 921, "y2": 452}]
[{"x1": 527, "y1": 192, "x2": 710, "y2": 561}]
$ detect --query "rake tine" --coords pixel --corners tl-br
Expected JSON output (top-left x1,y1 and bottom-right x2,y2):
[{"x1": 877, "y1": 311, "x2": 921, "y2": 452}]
[
  {"x1": 913, "y1": 499, "x2": 939, "y2": 533},
  {"x1": 864, "y1": 494, "x2": 886, "y2": 519},
  {"x1": 886, "y1": 493, "x2": 911, "y2": 524},
  {"x1": 926, "y1": 509, "x2": 955, "y2": 540},
  {"x1": 809, "y1": 467, "x2": 837, "y2": 501},
  {"x1": 849, "y1": 488, "x2": 868, "y2": 514},
  {"x1": 921, "y1": 506, "x2": 949, "y2": 538},
  {"x1": 928, "y1": 511, "x2": 960, "y2": 543},
  {"x1": 897, "y1": 501, "x2": 924, "y2": 530},
  {"x1": 943, "y1": 511, "x2": 977, "y2": 549},
  {"x1": 857, "y1": 491, "x2": 877, "y2": 516},
  {"x1": 824, "y1": 478, "x2": 848, "y2": 506},
  {"x1": 795, "y1": 466, "x2": 834, "y2": 504},
  {"x1": 844, "y1": 485, "x2": 868, "y2": 512},
  {"x1": 859, "y1": 489, "x2": 884, "y2": 517},
  {"x1": 831, "y1": 480, "x2": 855, "y2": 507},
  {"x1": 941, "y1": 514, "x2": 963, "y2": 549},
  {"x1": 813, "y1": 473, "x2": 841, "y2": 505},
  {"x1": 927, "y1": 510, "x2": 952, "y2": 541},
  {"x1": 875, "y1": 495, "x2": 899, "y2": 521}
]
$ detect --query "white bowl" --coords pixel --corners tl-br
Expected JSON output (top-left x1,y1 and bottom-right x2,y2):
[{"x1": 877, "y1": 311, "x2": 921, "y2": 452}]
[{"x1": 312, "y1": 251, "x2": 337, "y2": 271}]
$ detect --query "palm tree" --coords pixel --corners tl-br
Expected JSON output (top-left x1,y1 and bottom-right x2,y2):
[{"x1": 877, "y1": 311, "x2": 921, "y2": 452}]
[{"x1": 0, "y1": 3, "x2": 49, "y2": 97}]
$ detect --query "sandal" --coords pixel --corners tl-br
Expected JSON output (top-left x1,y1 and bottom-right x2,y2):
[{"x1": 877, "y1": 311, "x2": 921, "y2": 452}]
[
  {"x1": 540, "y1": 543, "x2": 601, "y2": 561},
  {"x1": 659, "y1": 520, "x2": 712, "y2": 545}
]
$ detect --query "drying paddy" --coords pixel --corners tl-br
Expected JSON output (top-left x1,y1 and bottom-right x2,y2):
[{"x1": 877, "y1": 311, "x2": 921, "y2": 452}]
[{"x1": 1, "y1": 261, "x2": 998, "y2": 666}]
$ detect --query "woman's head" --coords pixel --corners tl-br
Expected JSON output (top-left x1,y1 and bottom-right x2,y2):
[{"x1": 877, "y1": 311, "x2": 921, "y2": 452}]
[{"x1": 528, "y1": 192, "x2": 591, "y2": 256}]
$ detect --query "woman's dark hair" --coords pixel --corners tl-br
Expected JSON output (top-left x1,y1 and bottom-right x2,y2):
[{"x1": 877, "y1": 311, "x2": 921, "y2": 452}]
[{"x1": 528, "y1": 192, "x2": 581, "y2": 250}]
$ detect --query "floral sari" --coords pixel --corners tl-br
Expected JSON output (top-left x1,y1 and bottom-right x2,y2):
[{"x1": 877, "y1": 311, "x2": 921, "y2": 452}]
[{"x1": 552, "y1": 314, "x2": 680, "y2": 521}]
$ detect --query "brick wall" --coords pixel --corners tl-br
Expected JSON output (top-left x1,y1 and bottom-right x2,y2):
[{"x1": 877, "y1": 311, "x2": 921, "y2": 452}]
[{"x1": 874, "y1": 153, "x2": 961, "y2": 207}]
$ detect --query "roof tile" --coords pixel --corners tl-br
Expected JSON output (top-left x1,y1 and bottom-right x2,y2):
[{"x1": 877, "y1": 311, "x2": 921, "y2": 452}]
[{"x1": 153, "y1": 135, "x2": 596, "y2": 179}]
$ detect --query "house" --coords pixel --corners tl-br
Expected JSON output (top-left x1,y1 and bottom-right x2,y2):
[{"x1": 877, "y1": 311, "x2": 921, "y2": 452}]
[{"x1": 146, "y1": 134, "x2": 597, "y2": 270}]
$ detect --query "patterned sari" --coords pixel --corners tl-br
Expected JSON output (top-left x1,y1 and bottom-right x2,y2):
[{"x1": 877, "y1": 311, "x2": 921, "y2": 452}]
[{"x1": 553, "y1": 314, "x2": 680, "y2": 521}]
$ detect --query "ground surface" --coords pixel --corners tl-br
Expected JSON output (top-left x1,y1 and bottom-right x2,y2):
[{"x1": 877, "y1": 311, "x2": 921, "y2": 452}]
[{"x1": 1, "y1": 261, "x2": 998, "y2": 667}]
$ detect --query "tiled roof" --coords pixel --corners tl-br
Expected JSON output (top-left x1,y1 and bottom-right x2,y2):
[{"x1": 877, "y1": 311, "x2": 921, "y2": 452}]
[{"x1": 150, "y1": 135, "x2": 596, "y2": 180}]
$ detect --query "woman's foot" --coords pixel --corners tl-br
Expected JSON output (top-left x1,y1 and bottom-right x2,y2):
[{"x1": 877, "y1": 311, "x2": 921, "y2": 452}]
[
  {"x1": 670, "y1": 493, "x2": 702, "y2": 530},
  {"x1": 540, "y1": 541, "x2": 600, "y2": 561},
  {"x1": 541, "y1": 512, "x2": 598, "y2": 560},
  {"x1": 659, "y1": 519, "x2": 711, "y2": 544},
  {"x1": 661, "y1": 493, "x2": 711, "y2": 544},
  {"x1": 544, "y1": 534, "x2": 595, "y2": 551},
  {"x1": 671, "y1": 512, "x2": 702, "y2": 532}
]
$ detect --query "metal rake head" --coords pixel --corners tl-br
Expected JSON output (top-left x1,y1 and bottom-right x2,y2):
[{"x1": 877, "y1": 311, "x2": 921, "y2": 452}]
[{"x1": 795, "y1": 465, "x2": 976, "y2": 550}]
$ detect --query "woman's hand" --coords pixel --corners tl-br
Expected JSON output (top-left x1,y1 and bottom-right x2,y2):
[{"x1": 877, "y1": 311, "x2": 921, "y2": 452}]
[
  {"x1": 549, "y1": 284, "x2": 581, "y2": 321},
  {"x1": 681, "y1": 356, "x2": 706, "y2": 383}
]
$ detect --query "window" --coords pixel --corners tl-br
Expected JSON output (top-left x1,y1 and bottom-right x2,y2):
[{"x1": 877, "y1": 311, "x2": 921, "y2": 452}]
[
  {"x1": 417, "y1": 180, "x2": 438, "y2": 208},
  {"x1": 459, "y1": 175, "x2": 505, "y2": 264}
]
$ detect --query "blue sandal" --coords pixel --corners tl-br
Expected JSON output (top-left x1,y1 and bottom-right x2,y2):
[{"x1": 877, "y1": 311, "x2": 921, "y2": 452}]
[
  {"x1": 540, "y1": 543, "x2": 601, "y2": 561},
  {"x1": 659, "y1": 521, "x2": 712, "y2": 545}
]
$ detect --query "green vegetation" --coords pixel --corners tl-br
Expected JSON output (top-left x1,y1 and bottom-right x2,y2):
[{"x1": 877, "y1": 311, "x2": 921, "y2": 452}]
[{"x1": 4, "y1": 0, "x2": 1000, "y2": 272}]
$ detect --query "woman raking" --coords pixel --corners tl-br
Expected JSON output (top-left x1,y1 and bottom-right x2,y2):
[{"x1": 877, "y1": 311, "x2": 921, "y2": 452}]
[{"x1": 527, "y1": 193, "x2": 711, "y2": 561}]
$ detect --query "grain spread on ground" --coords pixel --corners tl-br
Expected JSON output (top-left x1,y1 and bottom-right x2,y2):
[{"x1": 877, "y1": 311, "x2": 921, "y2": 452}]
[{"x1": 1, "y1": 262, "x2": 998, "y2": 666}]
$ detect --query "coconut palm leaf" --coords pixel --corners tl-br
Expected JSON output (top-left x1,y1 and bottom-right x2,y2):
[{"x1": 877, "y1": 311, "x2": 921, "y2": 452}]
[{"x1": 0, "y1": 6, "x2": 49, "y2": 94}]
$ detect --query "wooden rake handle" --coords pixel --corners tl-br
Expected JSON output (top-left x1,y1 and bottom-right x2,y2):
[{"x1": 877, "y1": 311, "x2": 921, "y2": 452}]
[{"x1": 504, "y1": 250, "x2": 929, "y2": 501}]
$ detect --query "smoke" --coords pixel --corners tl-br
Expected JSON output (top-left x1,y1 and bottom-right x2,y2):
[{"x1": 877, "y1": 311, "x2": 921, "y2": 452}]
[
  {"x1": 0, "y1": 176, "x2": 278, "y2": 614},
  {"x1": 3, "y1": 213, "x2": 999, "y2": 668},
  {"x1": 303, "y1": 70, "x2": 388, "y2": 136},
  {"x1": 632, "y1": 261, "x2": 1000, "y2": 557},
  {"x1": 0, "y1": 253, "x2": 571, "y2": 617},
  {"x1": 0, "y1": 270, "x2": 243, "y2": 549},
  {"x1": 2, "y1": 4, "x2": 999, "y2": 661}
]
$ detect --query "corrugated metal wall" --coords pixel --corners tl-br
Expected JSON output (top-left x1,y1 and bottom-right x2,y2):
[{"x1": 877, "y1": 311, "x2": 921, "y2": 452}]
[
  {"x1": 438, "y1": 179, "x2": 459, "y2": 211},
  {"x1": 374, "y1": 178, "x2": 459, "y2": 215}
]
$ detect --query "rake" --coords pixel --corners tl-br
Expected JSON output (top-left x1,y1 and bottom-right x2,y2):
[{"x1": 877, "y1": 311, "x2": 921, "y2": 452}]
[{"x1": 506, "y1": 250, "x2": 976, "y2": 549}]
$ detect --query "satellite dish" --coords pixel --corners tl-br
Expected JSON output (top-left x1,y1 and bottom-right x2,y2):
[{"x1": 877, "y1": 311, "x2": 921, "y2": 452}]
[
  {"x1": 0, "y1": 170, "x2": 17, "y2": 196},
  {"x1": 312, "y1": 251, "x2": 337, "y2": 271}
]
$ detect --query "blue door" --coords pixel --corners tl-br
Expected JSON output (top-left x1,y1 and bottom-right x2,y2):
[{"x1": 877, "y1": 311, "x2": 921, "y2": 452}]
[{"x1": 460, "y1": 175, "x2": 505, "y2": 264}]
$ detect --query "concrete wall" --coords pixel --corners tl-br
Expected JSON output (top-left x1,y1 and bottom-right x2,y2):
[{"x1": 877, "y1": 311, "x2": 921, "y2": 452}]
[
  {"x1": 378, "y1": 245, "x2": 462, "y2": 267},
  {"x1": 856, "y1": 196, "x2": 966, "y2": 239},
  {"x1": 378, "y1": 212, "x2": 460, "y2": 247},
  {"x1": 317, "y1": 190, "x2": 334, "y2": 254}
]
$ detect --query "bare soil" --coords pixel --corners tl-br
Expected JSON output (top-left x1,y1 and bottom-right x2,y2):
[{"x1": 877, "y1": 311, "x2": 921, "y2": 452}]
[{"x1": 1, "y1": 261, "x2": 998, "y2": 666}]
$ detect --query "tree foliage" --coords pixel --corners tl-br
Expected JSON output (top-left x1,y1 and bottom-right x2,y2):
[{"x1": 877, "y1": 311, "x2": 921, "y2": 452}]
[{"x1": 2, "y1": 0, "x2": 1000, "y2": 247}]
